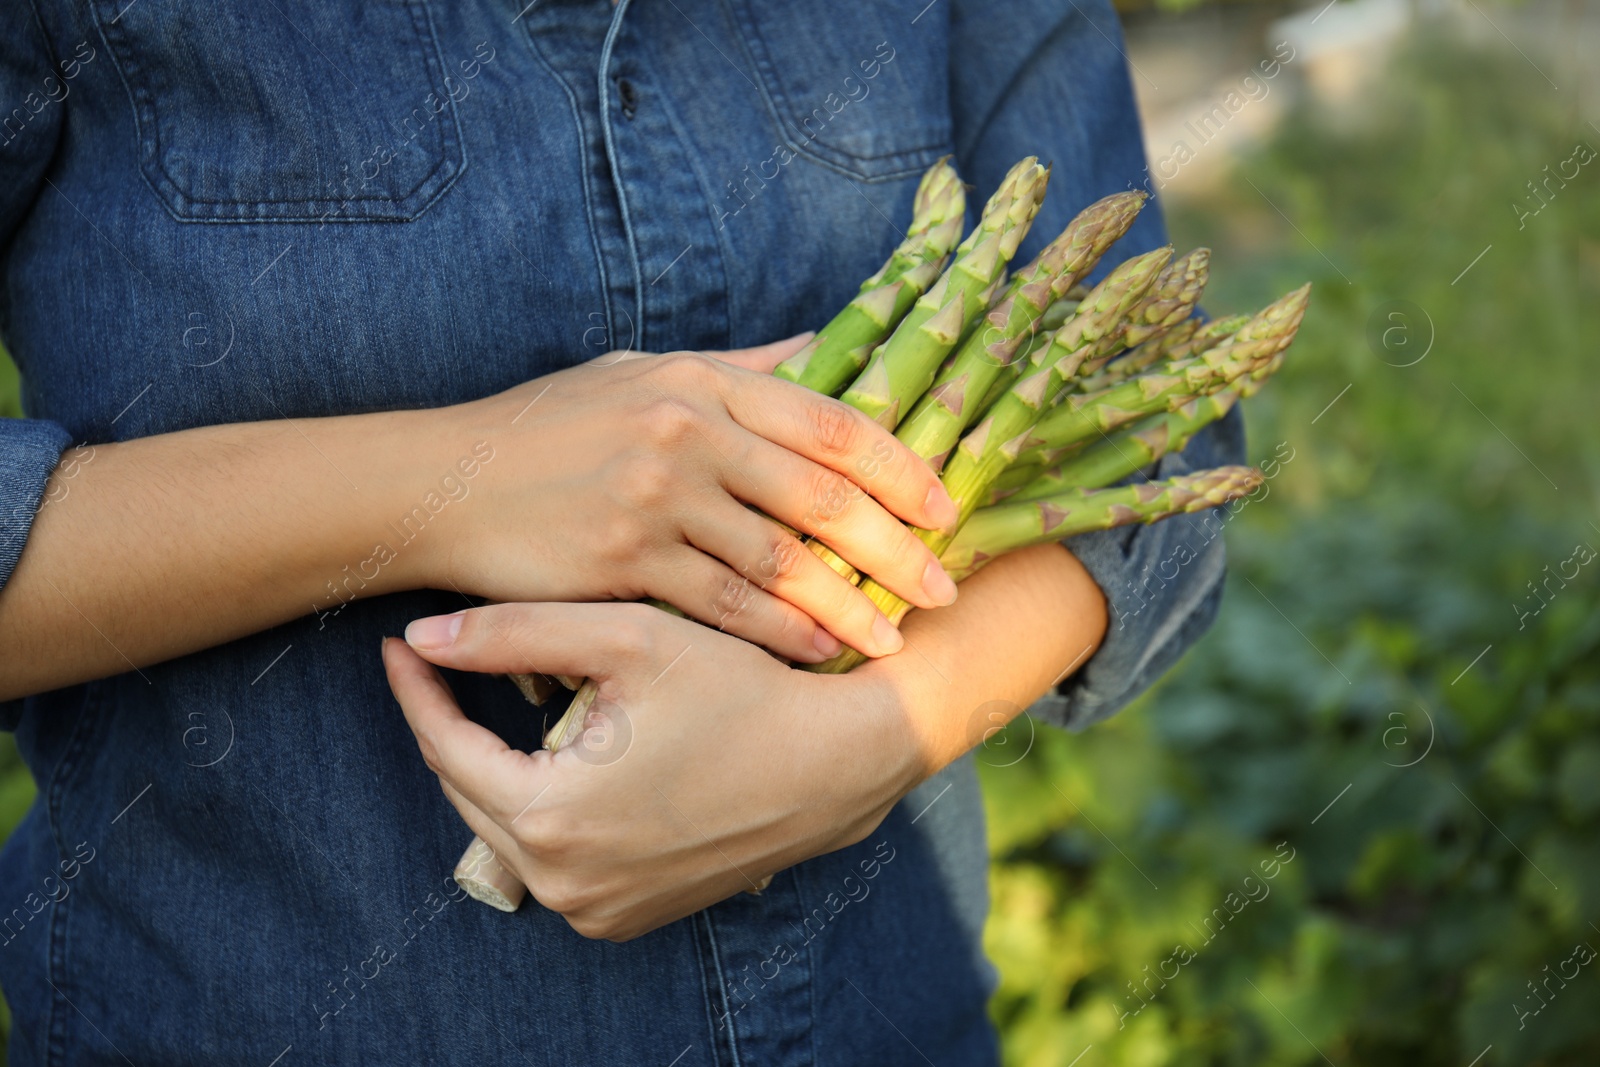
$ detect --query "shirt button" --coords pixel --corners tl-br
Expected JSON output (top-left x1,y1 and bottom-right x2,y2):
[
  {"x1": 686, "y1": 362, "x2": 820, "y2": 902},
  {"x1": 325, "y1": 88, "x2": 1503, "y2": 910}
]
[{"x1": 617, "y1": 78, "x2": 638, "y2": 120}]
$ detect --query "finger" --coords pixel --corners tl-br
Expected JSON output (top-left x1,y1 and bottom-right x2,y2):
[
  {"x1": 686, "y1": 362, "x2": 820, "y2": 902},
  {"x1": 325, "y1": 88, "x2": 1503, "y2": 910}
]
[
  {"x1": 720, "y1": 374, "x2": 959, "y2": 531},
  {"x1": 382, "y1": 637, "x2": 551, "y2": 820},
  {"x1": 440, "y1": 780, "x2": 533, "y2": 891},
  {"x1": 401, "y1": 601, "x2": 666, "y2": 680},
  {"x1": 723, "y1": 433, "x2": 957, "y2": 613},
  {"x1": 681, "y1": 507, "x2": 905, "y2": 658},
  {"x1": 645, "y1": 544, "x2": 844, "y2": 663},
  {"x1": 702, "y1": 332, "x2": 814, "y2": 374}
]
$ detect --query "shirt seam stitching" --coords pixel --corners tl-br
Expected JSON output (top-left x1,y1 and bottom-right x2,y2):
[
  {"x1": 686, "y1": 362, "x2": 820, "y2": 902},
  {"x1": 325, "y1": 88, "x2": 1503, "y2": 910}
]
[
  {"x1": 597, "y1": 0, "x2": 646, "y2": 351},
  {"x1": 520, "y1": 10, "x2": 618, "y2": 352}
]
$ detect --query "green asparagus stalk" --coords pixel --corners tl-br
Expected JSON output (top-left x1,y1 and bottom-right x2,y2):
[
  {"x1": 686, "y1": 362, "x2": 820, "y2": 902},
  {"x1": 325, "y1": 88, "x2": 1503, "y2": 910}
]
[
  {"x1": 1236, "y1": 345, "x2": 1287, "y2": 398},
  {"x1": 808, "y1": 247, "x2": 1175, "y2": 674},
  {"x1": 1039, "y1": 296, "x2": 1082, "y2": 331},
  {"x1": 1123, "y1": 250, "x2": 1210, "y2": 347},
  {"x1": 810, "y1": 196, "x2": 1147, "y2": 579},
  {"x1": 969, "y1": 329, "x2": 1049, "y2": 430},
  {"x1": 1022, "y1": 284, "x2": 1310, "y2": 456},
  {"x1": 941, "y1": 466, "x2": 1265, "y2": 581},
  {"x1": 985, "y1": 459, "x2": 1050, "y2": 502},
  {"x1": 1162, "y1": 312, "x2": 1253, "y2": 361},
  {"x1": 994, "y1": 254, "x2": 1193, "y2": 419},
  {"x1": 1075, "y1": 311, "x2": 1251, "y2": 395},
  {"x1": 1005, "y1": 388, "x2": 1242, "y2": 503},
  {"x1": 925, "y1": 247, "x2": 1173, "y2": 518},
  {"x1": 893, "y1": 191, "x2": 1147, "y2": 469},
  {"x1": 776, "y1": 160, "x2": 967, "y2": 394},
  {"x1": 839, "y1": 158, "x2": 1050, "y2": 428},
  {"x1": 1073, "y1": 246, "x2": 1210, "y2": 380}
]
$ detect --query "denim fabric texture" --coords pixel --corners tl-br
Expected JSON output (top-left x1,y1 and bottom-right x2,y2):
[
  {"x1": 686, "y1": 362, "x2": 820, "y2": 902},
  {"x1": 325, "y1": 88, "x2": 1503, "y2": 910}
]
[{"x1": 0, "y1": 0, "x2": 1242, "y2": 1062}]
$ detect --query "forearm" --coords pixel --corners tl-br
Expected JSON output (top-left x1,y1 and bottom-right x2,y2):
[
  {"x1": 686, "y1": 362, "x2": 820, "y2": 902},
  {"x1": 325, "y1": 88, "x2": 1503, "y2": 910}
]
[
  {"x1": 860, "y1": 541, "x2": 1108, "y2": 777},
  {"x1": 0, "y1": 407, "x2": 463, "y2": 700}
]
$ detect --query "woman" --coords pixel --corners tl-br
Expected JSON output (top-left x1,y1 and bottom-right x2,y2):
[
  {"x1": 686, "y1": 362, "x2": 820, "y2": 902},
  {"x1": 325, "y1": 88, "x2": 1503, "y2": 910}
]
[{"x1": 0, "y1": 0, "x2": 1241, "y2": 1062}]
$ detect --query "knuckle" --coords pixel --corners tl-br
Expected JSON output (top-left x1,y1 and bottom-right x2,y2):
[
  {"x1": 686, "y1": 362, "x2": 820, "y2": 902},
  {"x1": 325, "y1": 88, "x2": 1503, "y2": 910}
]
[
  {"x1": 616, "y1": 454, "x2": 677, "y2": 509},
  {"x1": 565, "y1": 910, "x2": 619, "y2": 941},
  {"x1": 596, "y1": 513, "x2": 649, "y2": 566},
  {"x1": 712, "y1": 573, "x2": 757, "y2": 626},
  {"x1": 465, "y1": 605, "x2": 538, "y2": 662},
  {"x1": 650, "y1": 352, "x2": 719, "y2": 392},
  {"x1": 751, "y1": 528, "x2": 802, "y2": 586},
  {"x1": 609, "y1": 604, "x2": 662, "y2": 658},
  {"x1": 639, "y1": 396, "x2": 697, "y2": 445},
  {"x1": 854, "y1": 437, "x2": 903, "y2": 483},
  {"x1": 806, "y1": 400, "x2": 860, "y2": 458},
  {"x1": 514, "y1": 807, "x2": 573, "y2": 861},
  {"x1": 805, "y1": 469, "x2": 854, "y2": 528},
  {"x1": 530, "y1": 874, "x2": 587, "y2": 917}
]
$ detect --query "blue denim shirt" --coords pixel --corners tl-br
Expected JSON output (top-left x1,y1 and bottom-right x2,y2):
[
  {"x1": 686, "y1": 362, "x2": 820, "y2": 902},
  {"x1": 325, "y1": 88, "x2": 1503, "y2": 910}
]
[{"x1": 0, "y1": 0, "x2": 1241, "y2": 1063}]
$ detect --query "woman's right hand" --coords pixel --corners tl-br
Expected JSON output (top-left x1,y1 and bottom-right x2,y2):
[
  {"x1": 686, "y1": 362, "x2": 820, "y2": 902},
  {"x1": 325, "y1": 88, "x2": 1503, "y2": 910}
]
[{"x1": 437, "y1": 337, "x2": 960, "y2": 663}]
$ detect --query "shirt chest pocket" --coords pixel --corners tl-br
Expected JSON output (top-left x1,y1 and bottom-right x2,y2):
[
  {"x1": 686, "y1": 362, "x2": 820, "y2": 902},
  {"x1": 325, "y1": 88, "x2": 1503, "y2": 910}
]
[
  {"x1": 90, "y1": 0, "x2": 466, "y2": 223},
  {"x1": 725, "y1": 1, "x2": 952, "y2": 183}
]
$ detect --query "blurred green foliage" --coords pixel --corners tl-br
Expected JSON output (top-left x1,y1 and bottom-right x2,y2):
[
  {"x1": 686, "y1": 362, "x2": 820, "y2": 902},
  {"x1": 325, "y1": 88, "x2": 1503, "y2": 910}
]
[
  {"x1": 0, "y1": 352, "x2": 18, "y2": 420},
  {"x1": 2, "y1": 14, "x2": 1596, "y2": 1067},
  {"x1": 983, "y1": 21, "x2": 1600, "y2": 1067}
]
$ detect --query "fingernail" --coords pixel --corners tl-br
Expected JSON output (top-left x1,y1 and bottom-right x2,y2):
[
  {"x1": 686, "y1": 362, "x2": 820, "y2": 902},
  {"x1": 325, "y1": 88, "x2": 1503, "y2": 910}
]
[
  {"x1": 406, "y1": 611, "x2": 464, "y2": 650},
  {"x1": 924, "y1": 485, "x2": 959, "y2": 529},
  {"x1": 870, "y1": 614, "x2": 904, "y2": 656},
  {"x1": 790, "y1": 330, "x2": 816, "y2": 344},
  {"x1": 813, "y1": 627, "x2": 843, "y2": 658},
  {"x1": 922, "y1": 560, "x2": 958, "y2": 607}
]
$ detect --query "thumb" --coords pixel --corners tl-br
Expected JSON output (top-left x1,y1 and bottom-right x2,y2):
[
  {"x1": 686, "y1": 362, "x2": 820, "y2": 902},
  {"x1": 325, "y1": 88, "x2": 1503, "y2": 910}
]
[
  {"x1": 402, "y1": 602, "x2": 663, "y2": 680},
  {"x1": 704, "y1": 331, "x2": 815, "y2": 374}
]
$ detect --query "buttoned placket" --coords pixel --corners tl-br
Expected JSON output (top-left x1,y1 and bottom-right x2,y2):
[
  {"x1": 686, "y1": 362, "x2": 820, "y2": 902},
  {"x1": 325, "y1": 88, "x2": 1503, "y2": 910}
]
[
  {"x1": 591, "y1": 9, "x2": 818, "y2": 1064},
  {"x1": 597, "y1": 0, "x2": 734, "y2": 353}
]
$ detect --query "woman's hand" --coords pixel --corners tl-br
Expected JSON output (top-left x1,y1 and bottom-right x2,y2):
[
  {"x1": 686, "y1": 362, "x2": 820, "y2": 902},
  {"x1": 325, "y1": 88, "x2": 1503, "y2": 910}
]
[
  {"x1": 383, "y1": 542, "x2": 1108, "y2": 942},
  {"x1": 435, "y1": 338, "x2": 960, "y2": 663},
  {"x1": 383, "y1": 601, "x2": 922, "y2": 941}
]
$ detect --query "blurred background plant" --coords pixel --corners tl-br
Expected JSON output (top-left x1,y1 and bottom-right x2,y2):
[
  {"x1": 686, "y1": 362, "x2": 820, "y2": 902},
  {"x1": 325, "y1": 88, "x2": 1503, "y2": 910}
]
[
  {"x1": 982, "y1": 0, "x2": 1600, "y2": 1064},
  {"x1": 1, "y1": 0, "x2": 1596, "y2": 1064}
]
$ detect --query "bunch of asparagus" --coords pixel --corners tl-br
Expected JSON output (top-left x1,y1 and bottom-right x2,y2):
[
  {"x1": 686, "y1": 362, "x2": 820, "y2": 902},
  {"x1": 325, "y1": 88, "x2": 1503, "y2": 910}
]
[{"x1": 457, "y1": 157, "x2": 1310, "y2": 911}]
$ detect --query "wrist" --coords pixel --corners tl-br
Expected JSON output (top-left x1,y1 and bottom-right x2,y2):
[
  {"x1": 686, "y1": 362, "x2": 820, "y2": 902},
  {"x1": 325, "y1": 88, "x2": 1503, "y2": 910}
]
[
  {"x1": 815, "y1": 667, "x2": 939, "y2": 799},
  {"x1": 344, "y1": 402, "x2": 486, "y2": 598}
]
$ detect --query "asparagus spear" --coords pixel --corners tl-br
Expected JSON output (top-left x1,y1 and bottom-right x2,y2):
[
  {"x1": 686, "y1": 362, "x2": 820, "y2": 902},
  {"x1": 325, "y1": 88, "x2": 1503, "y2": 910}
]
[
  {"x1": 893, "y1": 191, "x2": 1147, "y2": 469},
  {"x1": 969, "y1": 329, "x2": 1048, "y2": 431},
  {"x1": 808, "y1": 248, "x2": 1174, "y2": 673},
  {"x1": 927, "y1": 247, "x2": 1174, "y2": 526},
  {"x1": 1162, "y1": 312, "x2": 1253, "y2": 361},
  {"x1": 1005, "y1": 388, "x2": 1242, "y2": 503},
  {"x1": 1235, "y1": 345, "x2": 1287, "y2": 398},
  {"x1": 839, "y1": 158, "x2": 1050, "y2": 428},
  {"x1": 776, "y1": 160, "x2": 967, "y2": 394},
  {"x1": 1022, "y1": 284, "x2": 1310, "y2": 456},
  {"x1": 941, "y1": 466, "x2": 1265, "y2": 581},
  {"x1": 985, "y1": 459, "x2": 1050, "y2": 503},
  {"x1": 1073, "y1": 246, "x2": 1210, "y2": 380},
  {"x1": 1122, "y1": 249, "x2": 1210, "y2": 348},
  {"x1": 1075, "y1": 311, "x2": 1251, "y2": 394}
]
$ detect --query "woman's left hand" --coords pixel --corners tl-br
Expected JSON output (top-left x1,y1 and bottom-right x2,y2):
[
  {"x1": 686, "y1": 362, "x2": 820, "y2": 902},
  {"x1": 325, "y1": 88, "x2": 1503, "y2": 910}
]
[
  {"x1": 383, "y1": 541, "x2": 1108, "y2": 941},
  {"x1": 382, "y1": 601, "x2": 926, "y2": 941}
]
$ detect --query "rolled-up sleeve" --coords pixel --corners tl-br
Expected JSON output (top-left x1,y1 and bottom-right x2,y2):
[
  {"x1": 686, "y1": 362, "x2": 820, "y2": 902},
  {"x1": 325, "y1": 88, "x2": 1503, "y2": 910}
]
[
  {"x1": 1, "y1": 418, "x2": 72, "y2": 589},
  {"x1": 1043, "y1": 408, "x2": 1244, "y2": 730},
  {"x1": 950, "y1": 0, "x2": 1247, "y2": 730},
  {"x1": 1, "y1": 2, "x2": 73, "y2": 590}
]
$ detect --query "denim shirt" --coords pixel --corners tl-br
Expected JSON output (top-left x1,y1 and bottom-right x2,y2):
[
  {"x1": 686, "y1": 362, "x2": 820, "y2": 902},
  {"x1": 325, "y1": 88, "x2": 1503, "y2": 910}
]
[{"x1": 0, "y1": 0, "x2": 1241, "y2": 1063}]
